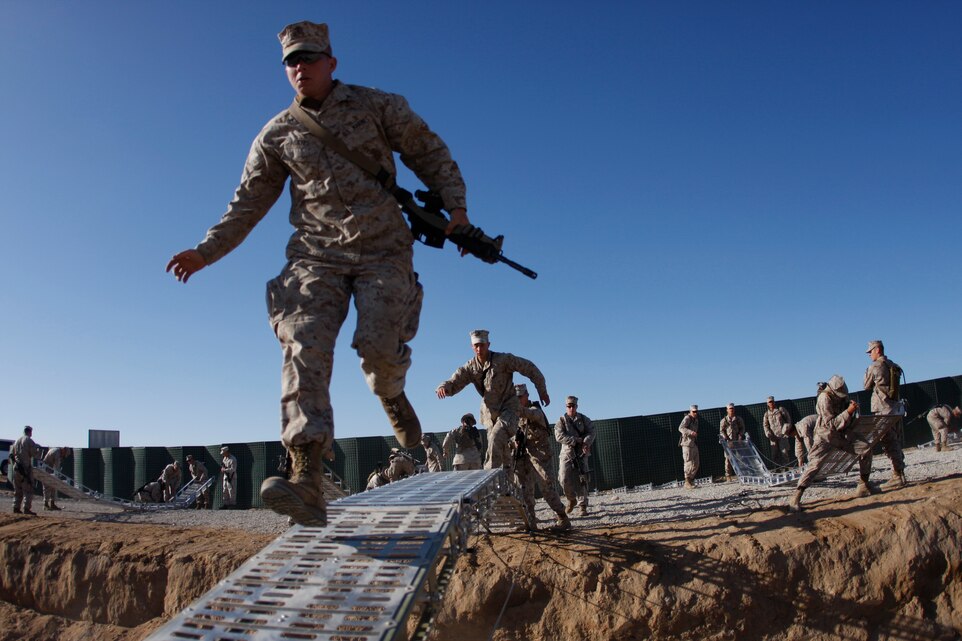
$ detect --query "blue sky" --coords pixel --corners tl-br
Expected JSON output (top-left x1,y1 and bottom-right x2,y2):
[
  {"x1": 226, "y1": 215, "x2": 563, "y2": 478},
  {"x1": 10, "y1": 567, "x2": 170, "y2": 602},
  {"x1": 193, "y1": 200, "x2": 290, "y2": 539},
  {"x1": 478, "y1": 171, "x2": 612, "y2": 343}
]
[{"x1": 1, "y1": 1, "x2": 959, "y2": 449}]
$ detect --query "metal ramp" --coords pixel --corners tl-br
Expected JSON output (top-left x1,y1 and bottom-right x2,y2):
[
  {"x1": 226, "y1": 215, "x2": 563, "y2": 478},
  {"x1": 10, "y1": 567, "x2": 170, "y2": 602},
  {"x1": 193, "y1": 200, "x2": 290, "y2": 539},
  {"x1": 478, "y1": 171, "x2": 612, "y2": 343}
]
[
  {"x1": 30, "y1": 460, "x2": 216, "y2": 512},
  {"x1": 917, "y1": 430, "x2": 960, "y2": 450},
  {"x1": 145, "y1": 469, "x2": 527, "y2": 641},
  {"x1": 811, "y1": 408, "x2": 905, "y2": 477},
  {"x1": 719, "y1": 435, "x2": 803, "y2": 487}
]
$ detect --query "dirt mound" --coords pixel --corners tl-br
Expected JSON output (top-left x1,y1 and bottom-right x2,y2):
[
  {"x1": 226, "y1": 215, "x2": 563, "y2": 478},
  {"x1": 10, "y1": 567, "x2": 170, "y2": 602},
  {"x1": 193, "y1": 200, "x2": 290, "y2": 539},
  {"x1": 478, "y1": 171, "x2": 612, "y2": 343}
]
[
  {"x1": 1, "y1": 476, "x2": 960, "y2": 641},
  {"x1": 0, "y1": 518, "x2": 272, "y2": 641},
  {"x1": 434, "y1": 474, "x2": 962, "y2": 641}
]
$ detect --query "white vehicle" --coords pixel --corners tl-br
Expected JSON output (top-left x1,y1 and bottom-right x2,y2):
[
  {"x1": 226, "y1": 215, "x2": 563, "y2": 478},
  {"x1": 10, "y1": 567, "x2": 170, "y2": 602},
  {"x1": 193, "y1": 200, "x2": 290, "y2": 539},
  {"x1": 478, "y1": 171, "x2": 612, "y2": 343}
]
[{"x1": 0, "y1": 438, "x2": 13, "y2": 484}]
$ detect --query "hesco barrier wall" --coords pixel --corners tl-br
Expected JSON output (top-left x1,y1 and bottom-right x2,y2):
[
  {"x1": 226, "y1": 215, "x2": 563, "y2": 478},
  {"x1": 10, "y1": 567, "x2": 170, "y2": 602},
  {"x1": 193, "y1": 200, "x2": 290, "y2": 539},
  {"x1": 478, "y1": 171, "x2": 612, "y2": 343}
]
[{"x1": 71, "y1": 375, "x2": 960, "y2": 508}]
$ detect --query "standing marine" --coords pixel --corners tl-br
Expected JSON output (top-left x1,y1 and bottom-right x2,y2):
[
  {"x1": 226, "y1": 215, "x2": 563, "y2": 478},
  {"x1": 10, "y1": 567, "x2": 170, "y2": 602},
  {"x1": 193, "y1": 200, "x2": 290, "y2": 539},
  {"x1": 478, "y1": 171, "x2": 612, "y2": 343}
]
[
  {"x1": 436, "y1": 329, "x2": 549, "y2": 472},
  {"x1": 719, "y1": 402, "x2": 745, "y2": 480},
  {"x1": 10, "y1": 426, "x2": 40, "y2": 515},
  {"x1": 554, "y1": 396, "x2": 594, "y2": 516},
  {"x1": 166, "y1": 21, "x2": 469, "y2": 526},
  {"x1": 864, "y1": 340, "x2": 907, "y2": 489},
  {"x1": 763, "y1": 396, "x2": 794, "y2": 467},
  {"x1": 678, "y1": 405, "x2": 700, "y2": 489},
  {"x1": 421, "y1": 434, "x2": 443, "y2": 472},
  {"x1": 442, "y1": 413, "x2": 484, "y2": 471},
  {"x1": 220, "y1": 446, "x2": 238, "y2": 508}
]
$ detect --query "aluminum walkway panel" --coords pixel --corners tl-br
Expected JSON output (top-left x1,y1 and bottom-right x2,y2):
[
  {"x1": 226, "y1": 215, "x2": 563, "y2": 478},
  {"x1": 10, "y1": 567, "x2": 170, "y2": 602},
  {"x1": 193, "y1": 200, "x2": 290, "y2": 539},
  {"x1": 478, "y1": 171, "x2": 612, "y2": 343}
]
[
  {"x1": 146, "y1": 469, "x2": 524, "y2": 641},
  {"x1": 812, "y1": 410, "x2": 904, "y2": 477},
  {"x1": 718, "y1": 435, "x2": 803, "y2": 487}
]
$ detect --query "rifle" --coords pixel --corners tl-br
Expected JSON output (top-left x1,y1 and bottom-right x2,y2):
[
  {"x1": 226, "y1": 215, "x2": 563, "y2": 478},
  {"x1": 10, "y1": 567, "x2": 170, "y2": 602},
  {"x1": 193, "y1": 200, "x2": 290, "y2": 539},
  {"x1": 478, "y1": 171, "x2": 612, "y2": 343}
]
[{"x1": 396, "y1": 189, "x2": 538, "y2": 280}]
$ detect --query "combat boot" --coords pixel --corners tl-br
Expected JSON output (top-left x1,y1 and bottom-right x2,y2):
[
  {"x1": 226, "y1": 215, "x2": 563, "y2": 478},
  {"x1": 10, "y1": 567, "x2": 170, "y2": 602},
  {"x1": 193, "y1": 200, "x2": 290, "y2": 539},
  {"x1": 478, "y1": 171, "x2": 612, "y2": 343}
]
[
  {"x1": 565, "y1": 498, "x2": 576, "y2": 514},
  {"x1": 579, "y1": 504, "x2": 588, "y2": 516},
  {"x1": 853, "y1": 478, "x2": 872, "y2": 498},
  {"x1": 379, "y1": 392, "x2": 422, "y2": 448},
  {"x1": 881, "y1": 471, "x2": 906, "y2": 490},
  {"x1": 553, "y1": 513, "x2": 571, "y2": 531},
  {"x1": 23, "y1": 509, "x2": 37, "y2": 516},
  {"x1": 684, "y1": 479, "x2": 696, "y2": 490},
  {"x1": 43, "y1": 500, "x2": 51, "y2": 511},
  {"x1": 12, "y1": 507, "x2": 21, "y2": 514},
  {"x1": 260, "y1": 441, "x2": 328, "y2": 527},
  {"x1": 788, "y1": 488, "x2": 805, "y2": 513},
  {"x1": 48, "y1": 501, "x2": 62, "y2": 511},
  {"x1": 935, "y1": 443, "x2": 942, "y2": 452}
]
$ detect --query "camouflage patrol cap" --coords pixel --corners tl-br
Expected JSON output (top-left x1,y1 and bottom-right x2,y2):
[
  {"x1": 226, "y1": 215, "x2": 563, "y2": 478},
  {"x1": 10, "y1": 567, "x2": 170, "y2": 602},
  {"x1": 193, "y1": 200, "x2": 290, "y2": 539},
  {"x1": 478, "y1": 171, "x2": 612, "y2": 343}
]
[
  {"x1": 727, "y1": 402, "x2": 735, "y2": 409},
  {"x1": 186, "y1": 454, "x2": 194, "y2": 462},
  {"x1": 460, "y1": 413, "x2": 476, "y2": 426},
  {"x1": 690, "y1": 405, "x2": 698, "y2": 412},
  {"x1": 866, "y1": 340, "x2": 883, "y2": 353},
  {"x1": 827, "y1": 375, "x2": 849, "y2": 397},
  {"x1": 220, "y1": 446, "x2": 229, "y2": 453},
  {"x1": 766, "y1": 396, "x2": 775, "y2": 403},
  {"x1": 514, "y1": 383, "x2": 528, "y2": 397},
  {"x1": 566, "y1": 396, "x2": 578, "y2": 406},
  {"x1": 278, "y1": 21, "x2": 332, "y2": 61},
  {"x1": 470, "y1": 329, "x2": 489, "y2": 345}
]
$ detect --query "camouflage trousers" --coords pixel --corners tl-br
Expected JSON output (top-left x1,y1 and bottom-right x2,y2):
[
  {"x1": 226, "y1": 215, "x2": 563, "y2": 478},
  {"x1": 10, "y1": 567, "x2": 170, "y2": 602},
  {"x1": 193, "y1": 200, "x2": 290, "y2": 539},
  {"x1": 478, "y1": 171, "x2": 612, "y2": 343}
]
[
  {"x1": 484, "y1": 409, "x2": 519, "y2": 471},
  {"x1": 794, "y1": 433, "x2": 814, "y2": 467},
  {"x1": 267, "y1": 256, "x2": 423, "y2": 449},
  {"x1": 770, "y1": 436, "x2": 794, "y2": 466},
  {"x1": 222, "y1": 475, "x2": 237, "y2": 506},
  {"x1": 927, "y1": 417, "x2": 949, "y2": 449},
  {"x1": 515, "y1": 453, "x2": 566, "y2": 522},
  {"x1": 681, "y1": 443, "x2": 700, "y2": 481},
  {"x1": 452, "y1": 460, "x2": 482, "y2": 471},
  {"x1": 558, "y1": 448, "x2": 590, "y2": 509},
  {"x1": 163, "y1": 481, "x2": 180, "y2": 503},
  {"x1": 13, "y1": 470, "x2": 33, "y2": 511}
]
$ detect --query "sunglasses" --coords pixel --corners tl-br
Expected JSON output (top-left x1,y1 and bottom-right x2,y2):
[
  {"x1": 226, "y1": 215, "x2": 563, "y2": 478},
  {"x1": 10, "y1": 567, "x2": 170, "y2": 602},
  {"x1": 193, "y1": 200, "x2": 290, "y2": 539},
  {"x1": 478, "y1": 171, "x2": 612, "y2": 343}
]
[{"x1": 284, "y1": 51, "x2": 329, "y2": 67}]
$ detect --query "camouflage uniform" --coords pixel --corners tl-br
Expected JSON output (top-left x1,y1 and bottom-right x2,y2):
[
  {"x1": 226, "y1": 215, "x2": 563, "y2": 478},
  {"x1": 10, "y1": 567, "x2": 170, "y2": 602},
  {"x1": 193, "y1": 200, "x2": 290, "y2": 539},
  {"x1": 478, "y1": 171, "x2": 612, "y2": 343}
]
[
  {"x1": 796, "y1": 382, "x2": 860, "y2": 491},
  {"x1": 555, "y1": 410, "x2": 594, "y2": 512},
  {"x1": 719, "y1": 413, "x2": 745, "y2": 477},
  {"x1": 188, "y1": 458, "x2": 210, "y2": 508},
  {"x1": 792, "y1": 414, "x2": 817, "y2": 467},
  {"x1": 422, "y1": 439, "x2": 443, "y2": 472},
  {"x1": 763, "y1": 405, "x2": 794, "y2": 466},
  {"x1": 42, "y1": 447, "x2": 70, "y2": 509},
  {"x1": 194, "y1": 79, "x2": 466, "y2": 452},
  {"x1": 135, "y1": 481, "x2": 164, "y2": 503},
  {"x1": 366, "y1": 450, "x2": 415, "y2": 489},
  {"x1": 221, "y1": 451, "x2": 238, "y2": 507},
  {"x1": 678, "y1": 412, "x2": 700, "y2": 484},
  {"x1": 514, "y1": 400, "x2": 568, "y2": 527},
  {"x1": 863, "y1": 353, "x2": 905, "y2": 476},
  {"x1": 10, "y1": 431, "x2": 39, "y2": 514},
  {"x1": 442, "y1": 421, "x2": 483, "y2": 470},
  {"x1": 926, "y1": 405, "x2": 959, "y2": 451},
  {"x1": 160, "y1": 463, "x2": 182, "y2": 502},
  {"x1": 437, "y1": 352, "x2": 547, "y2": 470}
]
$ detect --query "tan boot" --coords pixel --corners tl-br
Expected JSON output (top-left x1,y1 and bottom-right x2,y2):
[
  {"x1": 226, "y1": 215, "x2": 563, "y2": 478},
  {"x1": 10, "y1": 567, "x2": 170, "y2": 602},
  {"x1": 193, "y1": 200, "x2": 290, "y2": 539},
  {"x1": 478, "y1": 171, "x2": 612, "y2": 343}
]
[
  {"x1": 789, "y1": 488, "x2": 805, "y2": 512},
  {"x1": 260, "y1": 441, "x2": 328, "y2": 526},
  {"x1": 565, "y1": 498, "x2": 576, "y2": 514},
  {"x1": 579, "y1": 504, "x2": 588, "y2": 516},
  {"x1": 554, "y1": 513, "x2": 571, "y2": 531},
  {"x1": 935, "y1": 443, "x2": 942, "y2": 452},
  {"x1": 881, "y1": 471, "x2": 906, "y2": 490},
  {"x1": 379, "y1": 392, "x2": 422, "y2": 448},
  {"x1": 853, "y1": 479, "x2": 872, "y2": 498},
  {"x1": 684, "y1": 479, "x2": 696, "y2": 489},
  {"x1": 49, "y1": 502, "x2": 62, "y2": 511}
]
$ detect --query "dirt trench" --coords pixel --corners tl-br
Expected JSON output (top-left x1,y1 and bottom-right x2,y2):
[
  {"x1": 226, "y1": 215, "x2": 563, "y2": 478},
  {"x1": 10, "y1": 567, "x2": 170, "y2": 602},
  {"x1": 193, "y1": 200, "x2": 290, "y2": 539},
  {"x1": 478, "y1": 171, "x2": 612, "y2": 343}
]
[{"x1": 1, "y1": 477, "x2": 961, "y2": 641}]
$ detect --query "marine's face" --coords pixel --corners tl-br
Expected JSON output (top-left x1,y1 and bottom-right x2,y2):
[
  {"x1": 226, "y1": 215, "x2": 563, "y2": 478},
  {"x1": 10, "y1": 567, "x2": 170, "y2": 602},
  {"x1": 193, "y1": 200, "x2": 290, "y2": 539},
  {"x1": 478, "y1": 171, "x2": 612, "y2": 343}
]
[
  {"x1": 285, "y1": 52, "x2": 337, "y2": 100},
  {"x1": 566, "y1": 403, "x2": 577, "y2": 417},
  {"x1": 472, "y1": 341, "x2": 490, "y2": 362},
  {"x1": 727, "y1": 407, "x2": 735, "y2": 417},
  {"x1": 868, "y1": 345, "x2": 881, "y2": 362}
]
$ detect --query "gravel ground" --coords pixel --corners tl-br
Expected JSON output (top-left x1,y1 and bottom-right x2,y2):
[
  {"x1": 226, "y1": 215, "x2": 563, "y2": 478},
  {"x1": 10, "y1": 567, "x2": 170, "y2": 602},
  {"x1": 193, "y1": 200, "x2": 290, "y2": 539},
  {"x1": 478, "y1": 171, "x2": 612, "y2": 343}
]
[{"x1": 5, "y1": 442, "x2": 957, "y2": 535}]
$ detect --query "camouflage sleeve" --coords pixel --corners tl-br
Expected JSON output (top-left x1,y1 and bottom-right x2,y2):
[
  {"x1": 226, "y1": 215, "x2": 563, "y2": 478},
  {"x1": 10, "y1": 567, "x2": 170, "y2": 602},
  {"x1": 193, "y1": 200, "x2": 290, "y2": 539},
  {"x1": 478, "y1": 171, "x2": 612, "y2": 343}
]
[
  {"x1": 195, "y1": 125, "x2": 290, "y2": 265},
  {"x1": 437, "y1": 360, "x2": 475, "y2": 396},
  {"x1": 678, "y1": 416, "x2": 697, "y2": 438},
  {"x1": 863, "y1": 363, "x2": 876, "y2": 391},
  {"x1": 583, "y1": 416, "x2": 595, "y2": 447},
  {"x1": 554, "y1": 418, "x2": 576, "y2": 446},
  {"x1": 503, "y1": 353, "x2": 548, "y2": 401},
  {"x1": 817, "y1": 394, "x2": 854, "y2": 432},
  {"x1": 762, "y1": 412, "x2": 774, "y2": 439},
  {"x1": 375, "y1": 92, "x2": 467, "y2": 212}
]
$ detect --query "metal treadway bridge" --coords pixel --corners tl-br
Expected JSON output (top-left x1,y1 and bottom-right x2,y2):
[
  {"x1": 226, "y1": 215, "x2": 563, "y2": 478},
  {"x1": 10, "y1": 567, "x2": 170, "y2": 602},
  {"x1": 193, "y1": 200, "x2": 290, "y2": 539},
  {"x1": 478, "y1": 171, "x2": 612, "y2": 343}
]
[
  {"x1": 145, "y1": 469, "x2": 527, "y2": 641},
  {"x1": 720, "y1": 407, "x2": 905, "y2": 486}
]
